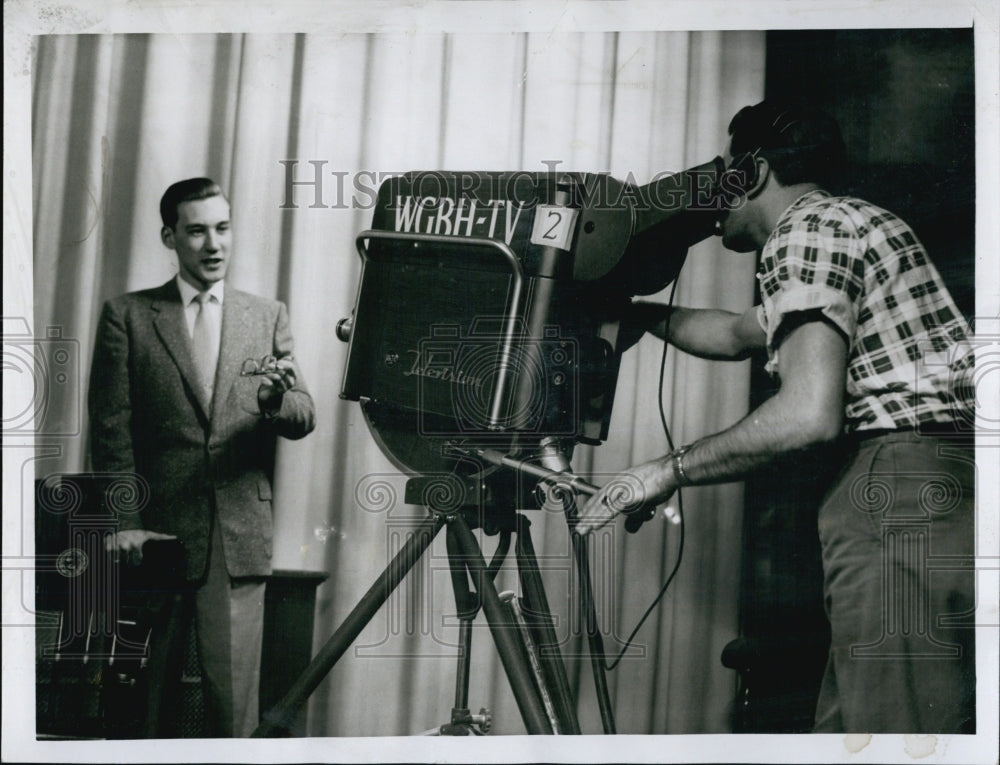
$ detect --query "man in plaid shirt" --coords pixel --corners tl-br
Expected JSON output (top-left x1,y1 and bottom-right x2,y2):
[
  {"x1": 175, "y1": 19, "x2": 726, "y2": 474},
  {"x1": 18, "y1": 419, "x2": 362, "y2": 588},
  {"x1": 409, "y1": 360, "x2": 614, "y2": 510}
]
[{"x1": 578, "y1": 101, "x2": 975, "y2": 733}]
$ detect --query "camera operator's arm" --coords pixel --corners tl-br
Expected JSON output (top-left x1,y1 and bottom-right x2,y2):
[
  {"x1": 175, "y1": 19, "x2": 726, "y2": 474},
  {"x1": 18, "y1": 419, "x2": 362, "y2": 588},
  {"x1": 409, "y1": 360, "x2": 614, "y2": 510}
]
[
  {"x1": 621, "y1": 301, "x2": 764, "y2": 360},
  {"x1": 674, "y1": 317, "x2": 845, "y2": 480},
  {"x1": 578, "y1": 316, "x2": 845, "y2": 533}
]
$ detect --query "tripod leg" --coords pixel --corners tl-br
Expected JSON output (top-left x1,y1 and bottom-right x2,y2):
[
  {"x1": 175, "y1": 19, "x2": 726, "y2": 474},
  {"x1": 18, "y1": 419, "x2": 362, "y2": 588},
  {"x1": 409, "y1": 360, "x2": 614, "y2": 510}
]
[
  {"x1": 252, "y1": 514, "x2": 445, "y2": 737},
  {"x1": 573, "y1": 531, "x2": 617, "y2": 734},
  {"x1": 514, "y1": 514, "x2": 581, "y2": 734},
  {"x1": 445, "y1": 524, "x2": 479, "y2": 723},
  {"x1": 449, "y1": 514, "x2": 554, "y2": 735}
]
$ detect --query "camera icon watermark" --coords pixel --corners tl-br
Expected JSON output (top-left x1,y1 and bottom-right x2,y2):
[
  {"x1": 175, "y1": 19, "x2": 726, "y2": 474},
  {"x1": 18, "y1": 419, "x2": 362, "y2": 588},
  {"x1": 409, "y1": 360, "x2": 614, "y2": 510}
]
[
  {"x1": 848, "y1": 459, "x2": 976, "y2": 661},
  {"x1": 34, "y1": 472, "x2": 154, "y2": 659},
  {"x1": 411, "y1": 319, "x2": 580, "y2": 439},
  {"x1": 916, "y1": 328, "x2": 999, "y2": 440},
  {"x1": 2, "y1": 316, "x2": 81, "y2": 436}
]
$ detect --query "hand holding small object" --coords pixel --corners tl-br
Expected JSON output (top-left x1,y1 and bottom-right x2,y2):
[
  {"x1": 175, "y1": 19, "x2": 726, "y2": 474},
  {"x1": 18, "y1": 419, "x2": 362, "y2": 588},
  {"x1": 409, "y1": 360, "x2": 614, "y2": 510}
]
[
  {"x1": 251, "y1": 355, "x2": 296, "y2": 411},
  {"x1": 241, "y1": 354, "x2": 292, "y2": 376}
]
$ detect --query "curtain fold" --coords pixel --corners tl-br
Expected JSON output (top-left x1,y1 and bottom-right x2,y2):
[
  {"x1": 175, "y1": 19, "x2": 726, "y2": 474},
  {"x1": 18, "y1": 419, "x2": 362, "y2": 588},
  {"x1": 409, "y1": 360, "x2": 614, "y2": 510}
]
[{"x1": 32, "y1": 30, "x2": 764, "y2": 736}]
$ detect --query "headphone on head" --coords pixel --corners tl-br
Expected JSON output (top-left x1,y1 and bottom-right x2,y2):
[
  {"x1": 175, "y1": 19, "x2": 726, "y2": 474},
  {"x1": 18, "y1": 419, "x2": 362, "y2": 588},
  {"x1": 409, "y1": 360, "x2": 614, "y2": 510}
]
[{"x1": 720, "y1": 108, "x2": 801, "y2": 198}]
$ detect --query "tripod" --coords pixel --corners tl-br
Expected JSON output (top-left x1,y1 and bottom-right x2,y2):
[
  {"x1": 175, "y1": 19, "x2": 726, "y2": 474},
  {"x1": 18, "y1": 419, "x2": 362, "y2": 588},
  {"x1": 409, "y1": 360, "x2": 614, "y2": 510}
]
[{"x1": 252, "y1": 465, "x2": 615, "y2": 736}]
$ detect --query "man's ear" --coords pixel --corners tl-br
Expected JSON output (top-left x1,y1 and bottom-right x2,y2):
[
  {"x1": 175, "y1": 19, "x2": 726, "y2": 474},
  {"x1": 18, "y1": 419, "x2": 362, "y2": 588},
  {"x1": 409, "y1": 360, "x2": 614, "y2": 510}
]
[
  {"x1": 747, "y1": 156, "x2": 771, "y2": 199},
  {"x1": 160, "y1": 226, "x2": 176, "y2": 249}
]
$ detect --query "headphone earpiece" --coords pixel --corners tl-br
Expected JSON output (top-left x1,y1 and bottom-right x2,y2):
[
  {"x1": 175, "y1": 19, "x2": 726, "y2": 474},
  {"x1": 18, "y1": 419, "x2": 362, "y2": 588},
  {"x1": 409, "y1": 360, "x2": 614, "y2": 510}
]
[
  {"x1": 724, "y1": 151, "x2": 760, "y2": 193},
  {"x1": 718, "y1": 150, "x2": 761, "y2": 208},
  {"x1": 718, "y1": 107, "x2": 808, "y2": 207}
]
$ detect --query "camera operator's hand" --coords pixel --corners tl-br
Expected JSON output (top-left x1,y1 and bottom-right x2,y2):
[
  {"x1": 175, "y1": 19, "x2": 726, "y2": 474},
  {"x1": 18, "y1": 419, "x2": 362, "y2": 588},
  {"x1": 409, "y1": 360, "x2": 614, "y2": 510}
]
[
  {"x1": 575, "y1": 456, "x2": 678, "y2": 535},
  {"x1": 258, "y1": 356, "x2": 297, "y2": 415},
  {"x1": 105, "y1": 529, "x2": 177, "y2": 566}
]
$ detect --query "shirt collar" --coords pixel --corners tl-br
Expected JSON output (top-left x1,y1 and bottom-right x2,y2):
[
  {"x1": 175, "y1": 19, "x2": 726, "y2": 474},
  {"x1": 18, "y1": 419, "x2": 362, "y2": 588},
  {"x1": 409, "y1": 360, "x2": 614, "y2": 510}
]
[
  {"x1": 176, "y1": 274, "x2": 225, "y2": 306},
  {"x1": 775, "y1": 188, "x2": 831, "y2": 227}
]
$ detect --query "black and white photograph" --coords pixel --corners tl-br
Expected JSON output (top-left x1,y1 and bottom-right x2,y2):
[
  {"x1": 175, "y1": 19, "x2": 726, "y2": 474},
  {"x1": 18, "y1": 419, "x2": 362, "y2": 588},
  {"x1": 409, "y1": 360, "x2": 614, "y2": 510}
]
[{"x1": 4, "y1": 1, "x2": 998, "y2": 763}]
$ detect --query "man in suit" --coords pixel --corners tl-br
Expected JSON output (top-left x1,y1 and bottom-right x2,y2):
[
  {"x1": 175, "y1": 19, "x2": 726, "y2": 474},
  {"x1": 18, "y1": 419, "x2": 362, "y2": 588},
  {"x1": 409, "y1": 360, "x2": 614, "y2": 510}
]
[{"x1": 89, "y1": 177, "x2": 316, "y2": 737}]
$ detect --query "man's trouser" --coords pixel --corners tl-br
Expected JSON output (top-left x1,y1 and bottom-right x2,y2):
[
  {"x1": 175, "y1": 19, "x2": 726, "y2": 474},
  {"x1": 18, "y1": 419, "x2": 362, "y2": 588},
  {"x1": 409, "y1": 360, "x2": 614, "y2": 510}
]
[{"x1": 812, "y1": 431, "x2": 976, "y2": 733}]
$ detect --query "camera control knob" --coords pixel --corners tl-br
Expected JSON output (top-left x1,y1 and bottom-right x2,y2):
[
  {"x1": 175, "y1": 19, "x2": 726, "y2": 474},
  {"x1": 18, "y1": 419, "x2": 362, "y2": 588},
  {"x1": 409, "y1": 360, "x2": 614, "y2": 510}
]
[{"x1": 336, "y1": 316, "x2": 353, "y2": 342}]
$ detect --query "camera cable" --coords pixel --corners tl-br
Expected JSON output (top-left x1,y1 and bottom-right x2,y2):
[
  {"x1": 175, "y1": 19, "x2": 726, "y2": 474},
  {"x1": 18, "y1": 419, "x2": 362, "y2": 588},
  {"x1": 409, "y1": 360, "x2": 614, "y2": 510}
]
[{"x1": 601, "y1": 271, "x2": 686, "y2": 671}]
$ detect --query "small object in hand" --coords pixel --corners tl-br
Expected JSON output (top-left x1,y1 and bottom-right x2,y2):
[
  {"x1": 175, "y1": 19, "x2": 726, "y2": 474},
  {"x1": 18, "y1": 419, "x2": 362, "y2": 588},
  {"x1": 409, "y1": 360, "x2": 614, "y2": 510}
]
[
  {"x1": 624, "y1": 503, "x2": 656, "y2": 533},
  {"x1": 241, "y1": 354, "x2": 292, "y2": 376}
]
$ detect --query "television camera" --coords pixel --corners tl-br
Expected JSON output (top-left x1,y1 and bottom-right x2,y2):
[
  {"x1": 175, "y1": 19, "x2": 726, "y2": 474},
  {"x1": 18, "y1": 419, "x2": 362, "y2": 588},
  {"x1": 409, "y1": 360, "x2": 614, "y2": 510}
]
[{"x1": 255, "y1": 158, "x2": 731, "y2": 736}]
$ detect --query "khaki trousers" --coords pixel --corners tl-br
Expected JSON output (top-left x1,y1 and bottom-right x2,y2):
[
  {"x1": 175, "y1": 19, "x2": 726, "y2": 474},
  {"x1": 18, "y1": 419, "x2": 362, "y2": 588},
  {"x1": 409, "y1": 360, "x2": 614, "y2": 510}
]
[{"x1": 812, "y1": 432, "x2": 976, "y2": 733}]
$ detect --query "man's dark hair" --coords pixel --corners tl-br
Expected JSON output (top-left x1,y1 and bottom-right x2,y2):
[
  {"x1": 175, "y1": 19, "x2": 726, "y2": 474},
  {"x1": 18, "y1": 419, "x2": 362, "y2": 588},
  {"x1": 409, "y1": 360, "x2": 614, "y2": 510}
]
[
  {"x1": 727, "y1": 101, "x2": 846, "y2": 188},
  {"x1": 159, "y1": 178, "x2": 226, "y2": 229}
]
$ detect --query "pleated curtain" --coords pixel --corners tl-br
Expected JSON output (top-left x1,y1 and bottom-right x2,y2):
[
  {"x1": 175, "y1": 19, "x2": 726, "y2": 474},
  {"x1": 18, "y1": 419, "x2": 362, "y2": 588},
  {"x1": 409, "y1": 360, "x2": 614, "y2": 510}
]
[{"x1": 31, "y1": 30, "x2": 764, "y2": 735}]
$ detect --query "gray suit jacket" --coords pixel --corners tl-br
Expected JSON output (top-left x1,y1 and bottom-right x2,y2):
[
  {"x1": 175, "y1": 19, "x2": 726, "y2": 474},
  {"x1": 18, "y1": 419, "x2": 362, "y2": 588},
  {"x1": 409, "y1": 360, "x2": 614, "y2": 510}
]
[{"x1": 89, "y1": 279, "x2": 315, "y2": 581}]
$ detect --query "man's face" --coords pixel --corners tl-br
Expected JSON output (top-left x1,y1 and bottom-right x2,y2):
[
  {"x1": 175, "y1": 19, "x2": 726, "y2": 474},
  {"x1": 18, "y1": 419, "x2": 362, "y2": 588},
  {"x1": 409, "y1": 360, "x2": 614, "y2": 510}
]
[
  {"x1": 162, "y1": 195, "x2": 232, "y2": 291},
  {"x1": 716, "y1": 148, "x2": 759, "y2": 254}
]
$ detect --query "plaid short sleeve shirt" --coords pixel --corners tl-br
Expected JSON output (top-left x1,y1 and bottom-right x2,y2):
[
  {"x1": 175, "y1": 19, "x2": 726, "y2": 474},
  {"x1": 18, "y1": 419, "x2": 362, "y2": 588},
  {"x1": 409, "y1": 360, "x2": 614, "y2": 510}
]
[{"x1": 755, "y1": 190, "x2": 973, "y2": 433}]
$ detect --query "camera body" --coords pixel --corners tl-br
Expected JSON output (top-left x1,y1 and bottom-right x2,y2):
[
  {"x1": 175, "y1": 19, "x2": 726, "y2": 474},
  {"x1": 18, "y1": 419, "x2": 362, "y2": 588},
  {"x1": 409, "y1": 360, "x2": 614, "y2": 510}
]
[{"x1": 340, "y1": 165, "x2": 721, "y2": 475}]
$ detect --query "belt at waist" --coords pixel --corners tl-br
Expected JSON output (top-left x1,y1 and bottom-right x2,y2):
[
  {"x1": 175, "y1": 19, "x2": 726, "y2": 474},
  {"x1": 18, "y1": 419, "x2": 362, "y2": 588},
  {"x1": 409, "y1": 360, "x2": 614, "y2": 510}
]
[{"x1": 847, "y1": 422, "x2": 973, "y2": 444}]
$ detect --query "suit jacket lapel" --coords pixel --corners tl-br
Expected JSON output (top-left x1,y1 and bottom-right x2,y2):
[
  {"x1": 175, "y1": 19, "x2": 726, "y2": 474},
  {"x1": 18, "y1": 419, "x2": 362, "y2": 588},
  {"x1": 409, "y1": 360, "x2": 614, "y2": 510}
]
[
  {"x1": 151, "y1": 279, "x2": 212, "y2": 421},
  {"x1": 211, "y1": 286, "x2": 254, "y2": 430}
]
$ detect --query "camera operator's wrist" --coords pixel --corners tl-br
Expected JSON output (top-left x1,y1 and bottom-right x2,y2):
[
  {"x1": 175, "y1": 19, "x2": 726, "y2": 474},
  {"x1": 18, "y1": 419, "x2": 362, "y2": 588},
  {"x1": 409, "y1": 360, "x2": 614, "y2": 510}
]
[{"x1": 669, "y1": 445, "x2": 692, "y2": 487}]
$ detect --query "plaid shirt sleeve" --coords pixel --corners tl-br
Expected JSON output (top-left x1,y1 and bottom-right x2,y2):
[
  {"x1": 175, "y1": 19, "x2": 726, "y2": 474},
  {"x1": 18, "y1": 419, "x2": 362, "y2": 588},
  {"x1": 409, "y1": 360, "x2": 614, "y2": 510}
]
[
  {"x1": 756, "y1": 191, "x2": 973, "y2": 431},
  {"x1": 757, "y1": 193, "x2": 865, "y2": 376}
]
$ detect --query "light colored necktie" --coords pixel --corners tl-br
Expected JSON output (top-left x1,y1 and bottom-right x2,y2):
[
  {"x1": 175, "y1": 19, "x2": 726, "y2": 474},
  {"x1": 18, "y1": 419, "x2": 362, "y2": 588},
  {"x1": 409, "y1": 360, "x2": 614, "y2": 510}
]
[{"x1": 193, "y1": 292, "x2": 219, "y2": 403}]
